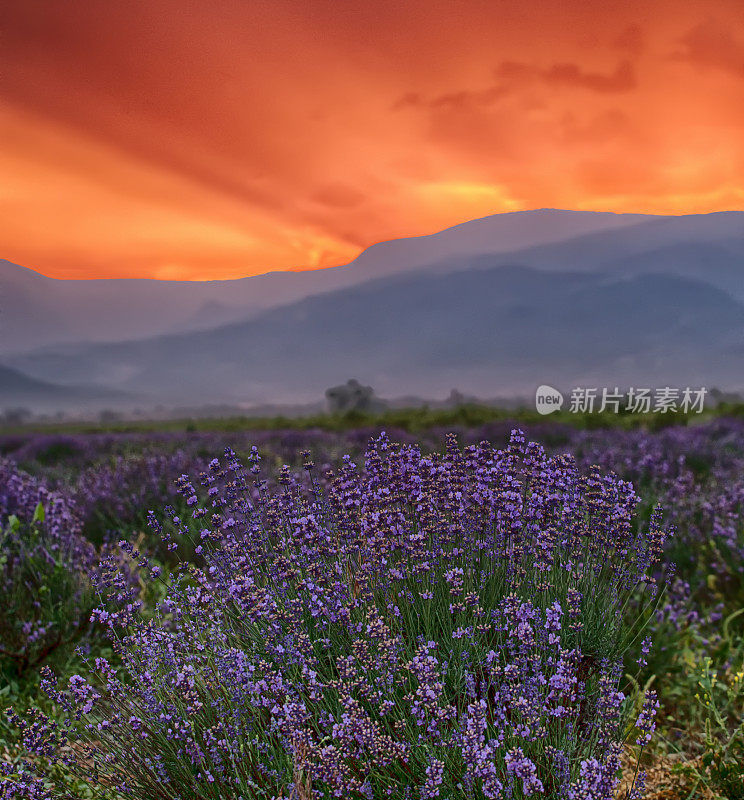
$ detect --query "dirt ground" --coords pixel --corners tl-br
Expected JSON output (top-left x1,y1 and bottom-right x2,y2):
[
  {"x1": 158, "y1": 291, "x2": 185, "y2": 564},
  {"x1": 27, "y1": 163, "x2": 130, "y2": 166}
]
[{"x1": 618, "y1": 749, "x2": 717, "y2": 800}]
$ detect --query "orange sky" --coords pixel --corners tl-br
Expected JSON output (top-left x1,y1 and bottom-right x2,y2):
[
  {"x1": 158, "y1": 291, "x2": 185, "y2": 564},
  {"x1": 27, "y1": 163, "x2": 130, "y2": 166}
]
[{"x1": 1, "y1": 0, "x2": 743, "y2": 280}]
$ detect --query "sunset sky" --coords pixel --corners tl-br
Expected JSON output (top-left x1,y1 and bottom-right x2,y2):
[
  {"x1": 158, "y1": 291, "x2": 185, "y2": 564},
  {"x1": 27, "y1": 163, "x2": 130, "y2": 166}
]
[{"x1": 1, "y1": 0, "x2": 743, "y2": 280}]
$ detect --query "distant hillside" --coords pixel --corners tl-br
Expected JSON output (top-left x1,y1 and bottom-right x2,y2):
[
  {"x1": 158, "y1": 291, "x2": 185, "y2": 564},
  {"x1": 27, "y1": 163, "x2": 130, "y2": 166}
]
[
  {"x1": 10, "y1": 263, "x2": 744, "y2": 405},
  {"x1": 4, "y1": 208, "x2": 743, "y2": 408},
  {"x1": 0, "y1": 209, "x2": 656, "y2": 353},
  {"x1": 0, "y1": 364, "x2": 127, "y2": 410},
  {"x1": 479, "y1": 211, "x2": 744, "y2": 299}
]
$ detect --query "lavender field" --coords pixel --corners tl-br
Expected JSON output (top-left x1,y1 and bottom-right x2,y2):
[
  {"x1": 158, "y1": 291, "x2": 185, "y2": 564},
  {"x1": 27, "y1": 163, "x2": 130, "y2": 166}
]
[{"x1": 2, "y1": 416, "x2": 744, "y2": 799}]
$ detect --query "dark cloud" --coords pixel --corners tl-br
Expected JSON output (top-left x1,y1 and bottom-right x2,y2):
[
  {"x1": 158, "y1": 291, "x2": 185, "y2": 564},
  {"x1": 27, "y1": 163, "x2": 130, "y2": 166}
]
[
  {"x1": 614, "y1": 25, "x2": 644, "y2": 55},
  {"x1": 494, "y1": 59, "x2": 637, "y2": 93},
  {"x1": 391, "y1": 91, "x2": 423, "y2": 110},
  {"x1": 674, "y1": 19, "x2": 744, "y2": 77},
  {"x1": 494, "y1": 61, "x2": 538, "y2": 81},
  {"x1": 428, "y1": 85, "x2": 508, "y2": 110},
  {"x1": 393, "y1": 85, "x2": 507, "y2": 112},
  {"x1": 429, "y1": 90, "x2": 481, "y2": 110},
  {"x1": 543, "y1": 60, "x2": 636, "y2": 92},
  {"x1": 396, "y1": 58, "x2": 635, "y2": 118}
]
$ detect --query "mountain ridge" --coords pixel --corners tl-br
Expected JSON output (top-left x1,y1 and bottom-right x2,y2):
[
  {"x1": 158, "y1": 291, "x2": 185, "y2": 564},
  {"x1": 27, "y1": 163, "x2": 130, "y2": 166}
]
[
  {"x1": 3, "y1": 208, "x2": 743, "y2": 409},
  {"x1": 0, "y1": 364, "x2": 128, "y2": 410},
  {"x1": 0, "y1": 208, "x2": 666, "y2": 353},
  {"x1": 9, "y1": 264, "x2": 744, "y2": 405}
]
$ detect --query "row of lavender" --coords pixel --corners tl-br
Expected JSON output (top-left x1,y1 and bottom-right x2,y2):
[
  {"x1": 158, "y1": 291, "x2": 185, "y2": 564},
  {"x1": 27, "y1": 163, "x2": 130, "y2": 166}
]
[{"x1": 1, "y1": 419, "x2": 744, "y2": 798}]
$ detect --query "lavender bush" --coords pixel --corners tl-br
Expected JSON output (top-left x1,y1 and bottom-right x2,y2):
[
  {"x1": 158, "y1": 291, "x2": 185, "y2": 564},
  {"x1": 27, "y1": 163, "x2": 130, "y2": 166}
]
[
  {"x1": 0, "y1": 460, "x2": 97, "y2": 682},
  {"x1": 73, "y1": 450, "x2": 206, "y2": 547},
  {"x1": 7, "y1": 431, "x2": 663, "y2": 799}
]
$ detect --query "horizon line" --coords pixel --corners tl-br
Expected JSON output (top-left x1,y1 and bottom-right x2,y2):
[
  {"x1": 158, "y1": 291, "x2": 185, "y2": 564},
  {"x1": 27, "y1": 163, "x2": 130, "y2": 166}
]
[{"x1": 3, "y1": 206, "x2": 742, "y2": 284}]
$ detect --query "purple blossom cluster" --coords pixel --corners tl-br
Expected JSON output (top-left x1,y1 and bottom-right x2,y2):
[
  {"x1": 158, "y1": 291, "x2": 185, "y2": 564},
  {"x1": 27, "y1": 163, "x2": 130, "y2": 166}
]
[
  {"x1": 73, "y1": 450, "x2": 207, "y2": 540},
  {"x1": 0, "y1": 460, "x2": 100, "y2": 678},
  {"x1": 7, "y1": 431, "x2": 665, "y2": 799},
  {"x1": 0, "y1": 458, "x2": 83, "y2": 552},
  {"x1": 573, "y1": 421, "x2": 744, "y2": 627},
  {"x1": 0, "y1": 759, "x2": 50, "y2": 800},
  {"x1": 0, "y1": 428, "x2": 372, "y2": 545}
]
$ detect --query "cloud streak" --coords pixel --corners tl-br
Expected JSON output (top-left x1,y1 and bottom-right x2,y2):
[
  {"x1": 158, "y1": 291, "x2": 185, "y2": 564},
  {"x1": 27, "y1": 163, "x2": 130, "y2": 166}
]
[{"x1": 674, "y1": 18, "x2": 744, "y2": 77}]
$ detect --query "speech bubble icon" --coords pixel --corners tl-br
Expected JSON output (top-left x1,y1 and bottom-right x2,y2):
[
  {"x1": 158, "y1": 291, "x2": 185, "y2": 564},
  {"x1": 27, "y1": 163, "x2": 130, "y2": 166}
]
[{"x1": 535, "y1": 385, "x2": 564, "y2": 415}]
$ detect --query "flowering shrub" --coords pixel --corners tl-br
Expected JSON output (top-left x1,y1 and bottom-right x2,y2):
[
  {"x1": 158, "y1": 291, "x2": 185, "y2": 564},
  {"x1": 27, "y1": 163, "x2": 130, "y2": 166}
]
[
  {"x1": 571, "y1": 422, "x2": 744, "y2": 797},
  {"x1": 73, "y1": 450, "x2": 206, "y2": 546},
  {"x1": 7, "y1": 431, "x2": 664, "y2": 799},
  {"x1": 0, "y1": 461, "x2": 97, "y2": 681}
]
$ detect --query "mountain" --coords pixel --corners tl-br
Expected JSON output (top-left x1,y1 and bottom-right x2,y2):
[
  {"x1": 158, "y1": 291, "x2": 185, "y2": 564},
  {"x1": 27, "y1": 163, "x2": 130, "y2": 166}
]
[
  {"x1": 476, "y1": 211, "x2": 744, "y2": 298},
  {"x1": 0, "y1": 364, "x2": 127, "y2": 410},
  {"x1": 9, "y1": 262, "x2": 744, "y2": 405},
  {"x1": 0, "y1": 209, "x2": 655, "y2": 354},
  {"x1": 3, "y1": 209, "x2": 743, "y2": 358},
  {"x1": 4, "y1": 208, "x2": 743, "y2": 408}
]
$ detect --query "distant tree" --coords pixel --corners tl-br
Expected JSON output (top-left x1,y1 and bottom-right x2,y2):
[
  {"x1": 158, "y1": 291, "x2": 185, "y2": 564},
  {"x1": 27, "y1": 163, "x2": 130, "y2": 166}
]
[
  {"x1": 447, "y1": 389, "x2": 466, "y2": 407},
  {"x1": 325, "y1": 379, "x2": 382, "y2": 414},
  {"x1": 1, "y1": 407, "x2": 32, "y2": 426}
]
